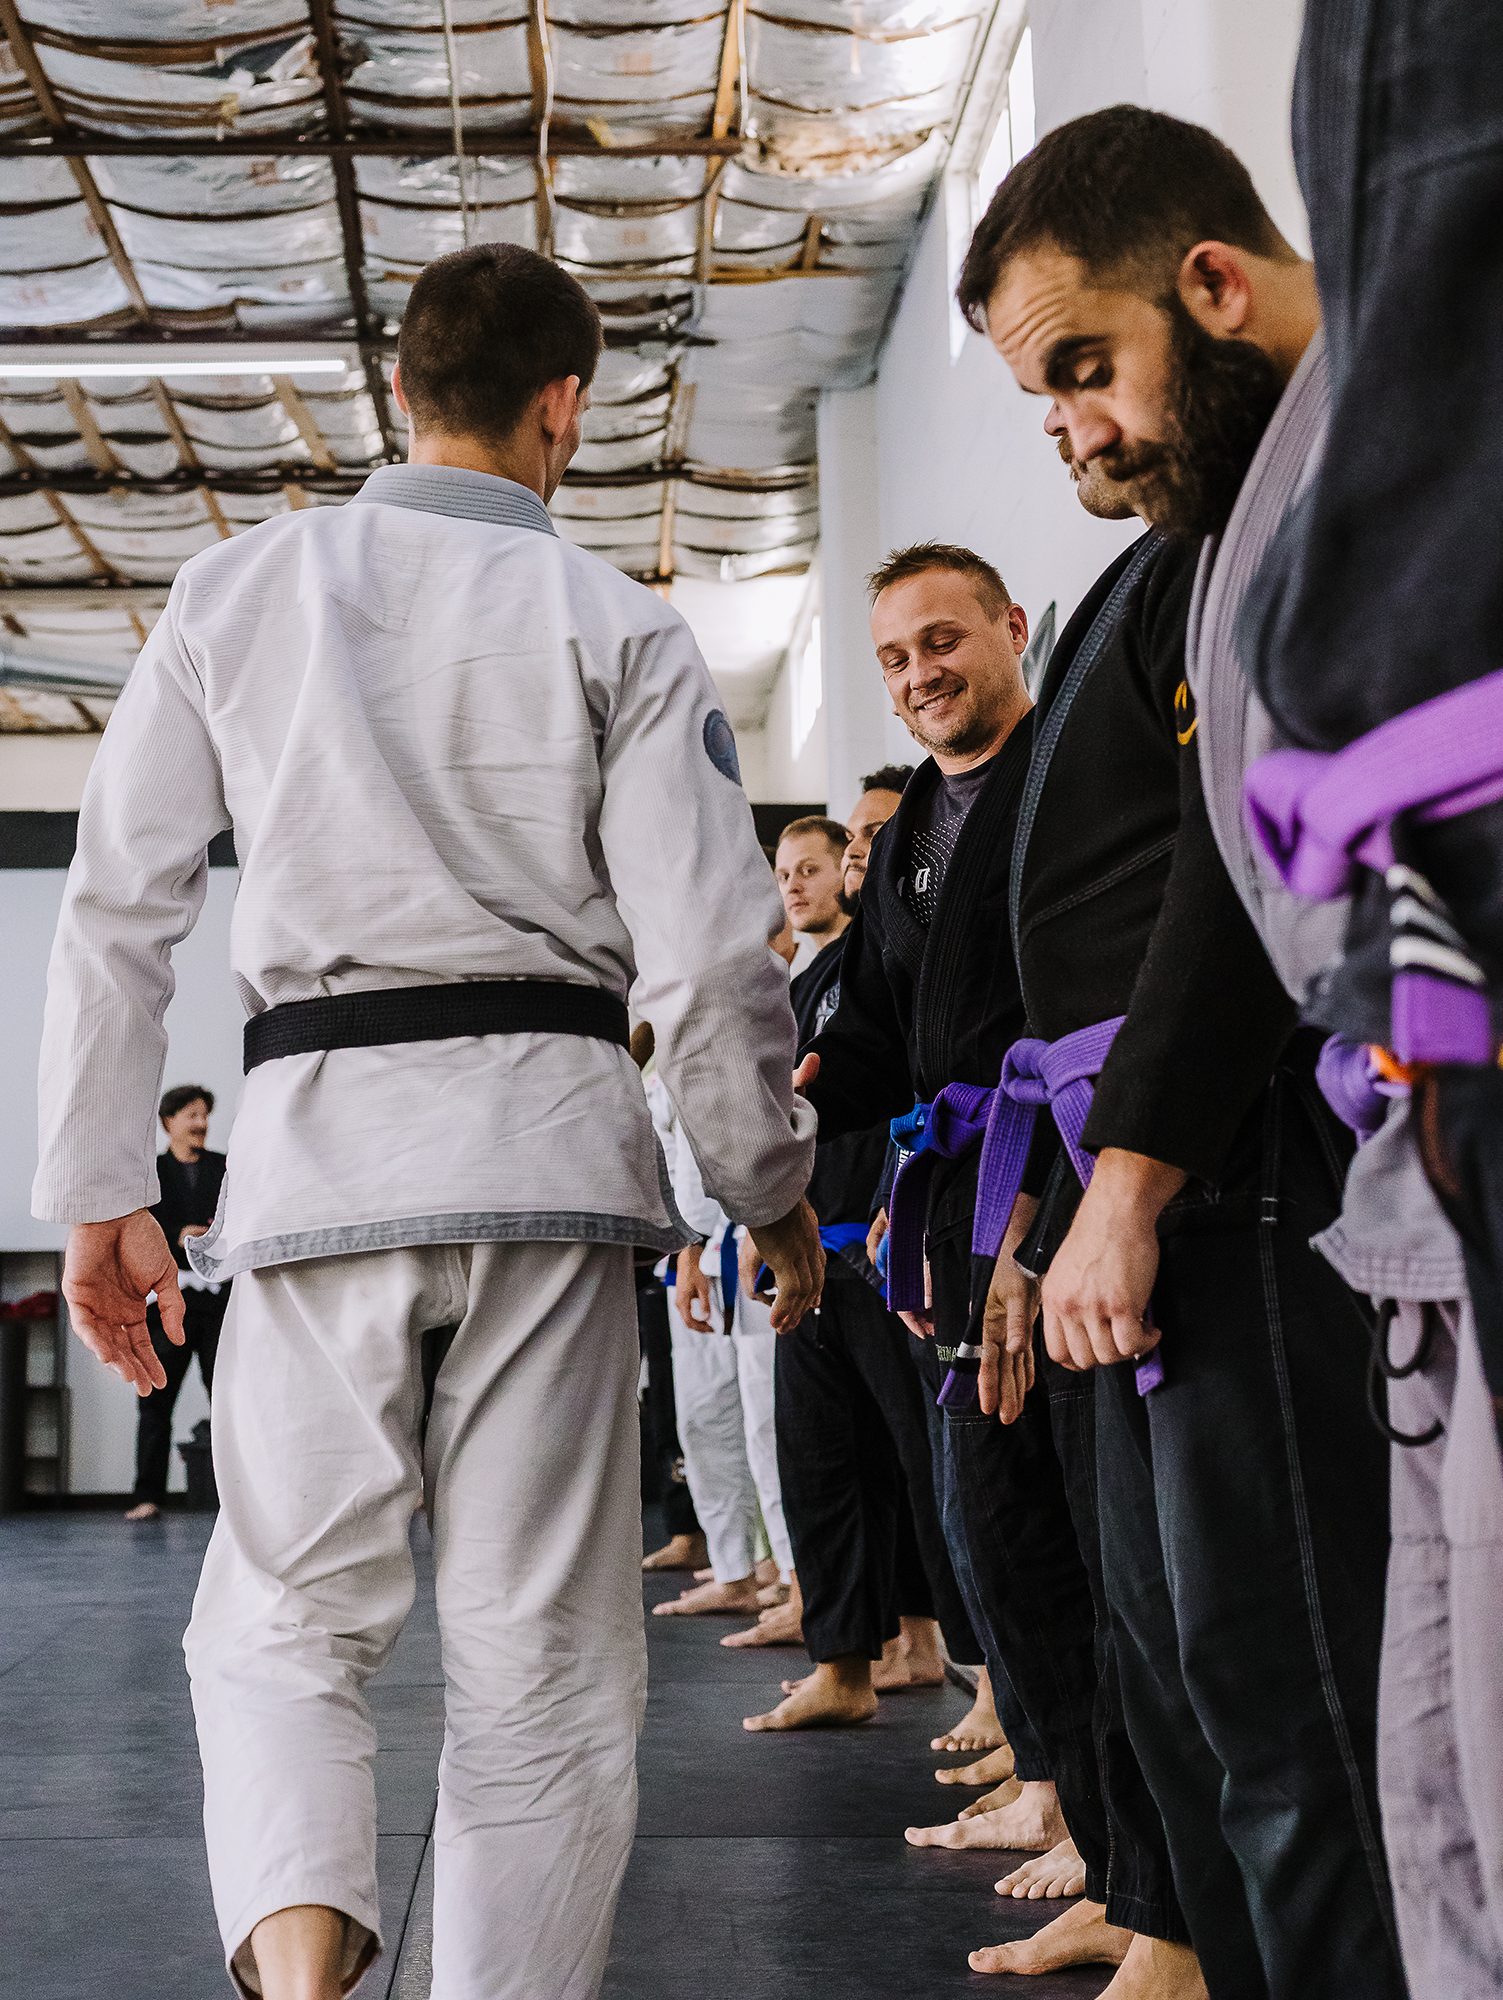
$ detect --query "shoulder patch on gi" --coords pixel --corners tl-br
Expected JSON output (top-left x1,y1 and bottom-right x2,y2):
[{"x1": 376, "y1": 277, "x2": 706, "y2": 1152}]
[{"x1": 703, "y1": 708, "x2": 742, "y2": 785}]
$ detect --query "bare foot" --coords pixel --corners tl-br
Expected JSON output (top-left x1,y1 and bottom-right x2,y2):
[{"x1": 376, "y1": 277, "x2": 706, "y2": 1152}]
[
  {"x1": 653, "y1": 1575, "x2": 759, "y2": 1616},
  {"x1": 996, "y1": 1838, "x2": 1086, "y2": 1900},
  {"x1": 937, "y1": 1743, "x2": 1016, "y2": 1787},
  {"x1": 959, "y1": 1779, "x2": 1022, "y2": 1818},
  {"x1": 642, "y1": 1533, "x2": 707, "y2": 1572},
  {"x1": 744, "y1": 1660, "x2": 878, "y2": 1732},
  {"x1": 757, "y1": 1580, "x2": 790, "y2": 1608},
  {"x1": 905, "y1": 1780, "x2": 1067, "y2": 1852},
  {"x1": 693, "y1": 1566, "x2": 715, "y2": 1582},
  {"x1": 754, "y1": 1556, "x2": 781, "y2": 1586},
  {"x1": 968, "y1": 1899, "x2": 1129, "y2": 1976},
  {"x1": 722, "y1": 1598, "x2": 804, "y2": 1648},
  {"x1": 931, "y1": 1664, "x2": 1004, "y2": 1753},
  {"x1": 124, "y1": 1502, "x2": 161, "y2": 1521},
  {"x1": 873, "y1": 1617, "x2": 946, "y2": 1690}
]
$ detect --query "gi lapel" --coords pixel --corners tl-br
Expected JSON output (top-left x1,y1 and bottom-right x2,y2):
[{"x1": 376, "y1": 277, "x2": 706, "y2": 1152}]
[{"x1": 1008, "y1": 531, "x2": 1164, "y2": 961}]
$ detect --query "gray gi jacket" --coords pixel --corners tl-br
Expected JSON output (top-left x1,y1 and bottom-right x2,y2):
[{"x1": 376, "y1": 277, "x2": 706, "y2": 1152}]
[{"x1": 1186, "y1": 333, "x2": 1465, "y2": 1304}]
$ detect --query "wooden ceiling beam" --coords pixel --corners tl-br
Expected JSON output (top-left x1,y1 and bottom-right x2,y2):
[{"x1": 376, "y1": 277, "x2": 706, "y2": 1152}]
[
  {"x1": 0, "y1": 134, "x2": 746, "y2": 159},
  {"x1": 0, "y1": 0, "x2": 152, "y2": 322}
]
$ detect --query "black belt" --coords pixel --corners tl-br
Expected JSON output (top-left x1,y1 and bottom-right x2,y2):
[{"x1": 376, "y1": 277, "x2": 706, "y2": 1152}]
[{"x1": 244, "y1": 979, "x2": 631, "y2": 1074}]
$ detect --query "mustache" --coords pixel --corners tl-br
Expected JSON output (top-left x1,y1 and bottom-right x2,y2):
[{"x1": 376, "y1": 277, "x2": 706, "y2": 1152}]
[{"x1": 905, "y1": 673, "x2": 965, "y2": 708}]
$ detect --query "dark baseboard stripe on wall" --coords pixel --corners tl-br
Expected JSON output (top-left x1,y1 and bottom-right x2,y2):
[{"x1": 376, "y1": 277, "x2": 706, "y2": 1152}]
[
  {"x1": 750, "y1": 802, "x2": 826, "y2": 851},
  {"x1": 0, "y1": 813, "x2": 237, "y2": 869}
]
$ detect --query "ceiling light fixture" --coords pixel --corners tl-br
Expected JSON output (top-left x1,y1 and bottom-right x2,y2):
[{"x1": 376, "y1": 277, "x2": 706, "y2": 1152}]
[{"x1": 0, "y1": 358, "x2": 349, "y2": 378}]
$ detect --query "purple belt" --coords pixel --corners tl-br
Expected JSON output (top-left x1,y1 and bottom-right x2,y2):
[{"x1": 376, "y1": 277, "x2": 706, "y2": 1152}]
[
  {"x1": 886, "y1": 1017, "x2": 1164, "y2": 1408},
  {"x1": 1315, "y1": 1034, "x2": 1405, "y2": 1141},
  {"x1": 1244, "y1": 669, "x2": 1503, "y2": 1064}
]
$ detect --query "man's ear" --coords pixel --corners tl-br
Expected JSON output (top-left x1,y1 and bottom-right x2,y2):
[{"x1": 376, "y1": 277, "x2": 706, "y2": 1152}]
[
  {"x1": 1005, "y1": 599, "x2": 1030, "y2": 659},
  {"x1": 390, "y1": 361, "x2": 410, "y2": 416},
  {"x1": 537, "y1": 374, "x2": 581, "y2": 441},
  {"x1": 1176, "y1": 240, "x2": 1255, "y2": 338}
]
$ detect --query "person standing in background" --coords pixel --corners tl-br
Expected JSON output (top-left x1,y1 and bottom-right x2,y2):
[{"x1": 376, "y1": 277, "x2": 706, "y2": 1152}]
[
  {"x1": 840, "y1": 768, "x2": 913, "y2": 911},
  {"x1": 124, "y1": 1085, "x2": 230, "y2": 1523}
]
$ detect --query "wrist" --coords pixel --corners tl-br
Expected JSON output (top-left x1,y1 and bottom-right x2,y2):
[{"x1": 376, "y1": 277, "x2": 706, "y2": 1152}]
[
  {"x1": 999, "y1": 1193, "x2": 1040, "y2": 1259},
  {"x1": 1087, "y1": 1149, "x2": 1186, "y2": 1225}
]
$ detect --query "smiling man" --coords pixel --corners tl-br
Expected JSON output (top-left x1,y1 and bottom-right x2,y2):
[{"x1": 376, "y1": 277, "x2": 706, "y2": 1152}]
[{"x1": 796, "y1": 545, "x2": 1138, "y2": 1902}]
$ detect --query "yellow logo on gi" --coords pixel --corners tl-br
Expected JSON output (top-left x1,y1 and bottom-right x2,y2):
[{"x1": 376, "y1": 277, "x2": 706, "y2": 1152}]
[{"x1": 1175, "y1": 679, "x2": 1198, "y2": 745}]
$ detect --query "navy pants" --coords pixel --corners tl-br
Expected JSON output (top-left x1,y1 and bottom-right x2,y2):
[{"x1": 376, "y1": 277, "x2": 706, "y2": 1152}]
[
  {"x1": 775, "y1": 1263, "x2": 979, "y2": 1665},
  {"x1": 927, "y1": 1223, "x2": 1187, "y2": 1942}
]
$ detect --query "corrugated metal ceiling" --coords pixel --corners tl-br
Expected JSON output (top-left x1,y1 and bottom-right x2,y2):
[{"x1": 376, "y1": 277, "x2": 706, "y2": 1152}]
[{"x1": 0, "y1": 0, "x2": 1000, "y2": 734}]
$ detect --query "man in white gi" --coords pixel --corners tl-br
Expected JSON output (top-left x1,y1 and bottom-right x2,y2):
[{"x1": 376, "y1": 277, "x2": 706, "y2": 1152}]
[
  {"x1": 32, "y1": 242, "x2": 821, "y2": 2000},
  {"x1": 645, "y1": 1066, "x2": 794, "y2": 1616}
]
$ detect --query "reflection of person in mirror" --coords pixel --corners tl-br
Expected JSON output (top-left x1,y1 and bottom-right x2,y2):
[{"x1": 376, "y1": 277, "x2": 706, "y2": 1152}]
[{"x1": 124, "y1": 1084, "x2": 229, "y2": 1522}]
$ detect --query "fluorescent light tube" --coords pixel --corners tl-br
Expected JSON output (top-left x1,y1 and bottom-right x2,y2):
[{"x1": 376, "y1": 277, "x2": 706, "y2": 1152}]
[{"x1": 0, "y1": 358, "x2": 348, "y2": 378}]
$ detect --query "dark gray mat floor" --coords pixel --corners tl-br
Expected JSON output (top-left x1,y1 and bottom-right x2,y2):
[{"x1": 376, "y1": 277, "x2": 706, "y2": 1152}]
[{"x1": 0, "y1": 1510, "x2": 1110, "y2": 1998}]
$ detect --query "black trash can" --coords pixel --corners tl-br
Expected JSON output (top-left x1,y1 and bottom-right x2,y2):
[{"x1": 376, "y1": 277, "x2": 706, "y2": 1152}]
[{"x1": 178, "y1": 1418, "x2": 218, "y2": 1513}]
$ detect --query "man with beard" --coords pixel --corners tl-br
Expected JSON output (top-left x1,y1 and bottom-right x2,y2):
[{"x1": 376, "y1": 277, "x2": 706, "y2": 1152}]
[
  {"x1": 955, "y1": 107, "x2": 1403, "y2": 1998},
  {"x1": 800, "y1": 549, "x2": 1196, "y2": 1989},
  {"x1": 840, "y1": 767, "x2": 912, "y2": 911}
]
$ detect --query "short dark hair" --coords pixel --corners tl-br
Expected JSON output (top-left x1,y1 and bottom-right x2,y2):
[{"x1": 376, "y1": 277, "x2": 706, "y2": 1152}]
[
  {"x1": 397, "y1": 243, "x2": 603, "y2": 443},
  {"x1": 859, "y1": 764, "x2": 914, "y2": 796},
  {"x1": 958, "y1": 105, "x2": 1293, "y2": 332},
  {"x1": 160, "y1": 1084, "x2": 213, "y2": 1122},
  {"x1": 866, "y1": 543, "x2": 1011, "y2": 620},
  {"x1": 777, "y1": 815, "x2": 849, "y2": 860}
]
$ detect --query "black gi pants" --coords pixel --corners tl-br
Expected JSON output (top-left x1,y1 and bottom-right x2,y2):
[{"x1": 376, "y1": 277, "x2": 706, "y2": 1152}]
[
  {"x1": 909, "y1": 1329, "x2": 1049, "y2": 1775},
  {"x1": 131, "y1": 1294, "x2": 226, "y2": 1506},
  {"x1": 775, "y1": 1262, "x2": 979, "y2": 1665},
  {"x1": 636, "y1": 1270, "x2": 699, "y2": 1539},
  {"x1": 930, "y1": 1224, "x2": 1187, "y2": 1942},
  {"x1": 1095, "y1": 1078, "x2": 1404, "y2": 2000}
]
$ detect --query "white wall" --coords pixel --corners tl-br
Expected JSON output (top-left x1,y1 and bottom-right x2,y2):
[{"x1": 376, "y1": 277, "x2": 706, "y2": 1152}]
[
  {"x1": 1, "y1": 861, "x2": 242, "y2": 1490},
  {"x1": 763, "y1": 0, "x2": 1307, "y2": 823},
  {"x1": 0, "y1": 734, "x2": 100, "y2": 809}
]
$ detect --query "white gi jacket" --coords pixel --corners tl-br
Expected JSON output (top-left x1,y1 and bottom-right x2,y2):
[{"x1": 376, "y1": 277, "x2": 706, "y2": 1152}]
[{"x1": 33, "y1": 465, "x2": 815, "y2": 1276}]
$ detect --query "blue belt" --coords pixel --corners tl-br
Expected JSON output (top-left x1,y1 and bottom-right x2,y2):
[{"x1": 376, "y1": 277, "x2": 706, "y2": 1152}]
[
  {"x1": 719, "y1": 1226, "x2": 738, "y2": 1334},
  {"x1": 820, "y1": 1223, "x2": 868, "y2": 1253}
]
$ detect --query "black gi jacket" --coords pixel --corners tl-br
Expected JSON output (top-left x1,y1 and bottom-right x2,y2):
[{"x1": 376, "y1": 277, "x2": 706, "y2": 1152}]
[
  {"x1": 151, "y1": 1149, "x2": 228, "y2": 1272},
  {"x1": 1014, "y1": 535, "x2": 1318, "y2": 1255},
  {"x1": 790, "y1": 929, "x2": 889, "y2": 1237},
  {"x1": 804, "y1": 720, "x2": 1032, "y2": 1235}
]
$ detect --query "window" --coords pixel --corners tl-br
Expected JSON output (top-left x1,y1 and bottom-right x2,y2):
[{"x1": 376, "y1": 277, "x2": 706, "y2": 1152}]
[
  {"x1": 791, "y1": 613, "x2": 822, "y2": 760},
  {"x1": 977, "y1": 28, "x2": 1034, "y2": 216},
  {"x1": 947, "y1": 16, "x2": 1035, "y2": 361}
]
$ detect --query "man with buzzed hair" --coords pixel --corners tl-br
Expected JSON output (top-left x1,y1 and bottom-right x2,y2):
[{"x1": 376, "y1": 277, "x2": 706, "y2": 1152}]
[
  {"x1": 957, "y1": 104, "x2": 1404, "y2": 1998},
  {"x1": 840, "y1": 767, "x2": 912, "y2": 909},
  {"x1": 743, "y1": 805, "x2": 978, "y2": 1729},
  {"x1": 34, "y1": 241, "x2": 821, "y2": 2000},
  {"x1": 796, "y1": 547, "x2": 1192, "y2": 1974}
]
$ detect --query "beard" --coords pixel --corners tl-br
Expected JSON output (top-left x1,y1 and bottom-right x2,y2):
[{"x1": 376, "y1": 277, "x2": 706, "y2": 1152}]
[
  {"x1": 904, "y1": 680, "x2": 996, "y2": 756},
  {"x1": 1089, "y1": 300, "x2": 1287, "y2": 538}
]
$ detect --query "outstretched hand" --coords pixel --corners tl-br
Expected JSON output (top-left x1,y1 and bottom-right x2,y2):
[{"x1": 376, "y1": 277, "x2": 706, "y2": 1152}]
[
  {"x1": 63, "y1": 1210, "x2": 184, "y2": 1396},
  {"x1": 746, "y1": 1197, "x2": 824, "y2": 1332}
]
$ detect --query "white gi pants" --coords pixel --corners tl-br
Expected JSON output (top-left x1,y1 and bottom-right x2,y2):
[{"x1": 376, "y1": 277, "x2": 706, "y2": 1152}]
[
  {"x1": 1379, "y1": 1297, "x2": 1503, "y2": 1997},
  {"x1": 183, "y1": 1240, "x2": 647, "y2": 2000},
  {"x1": 668, "y1": 1273, "x2": 793, "y2": 1583}
]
